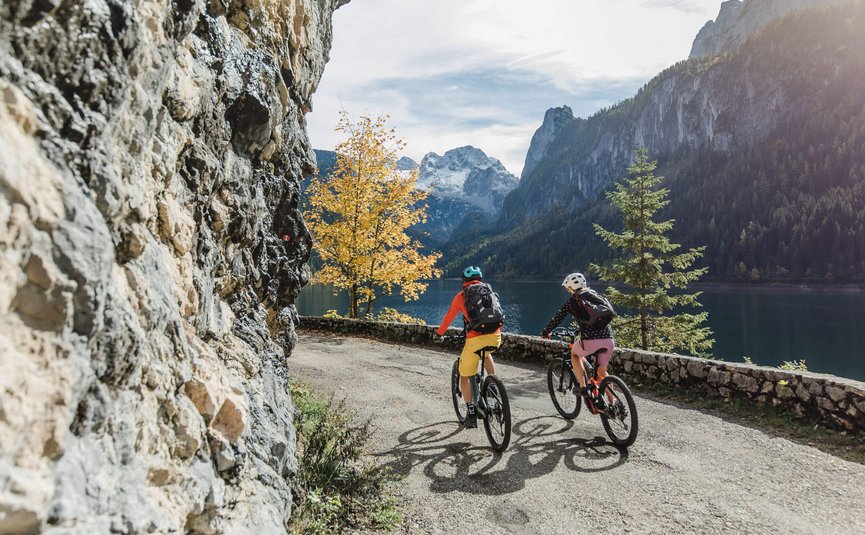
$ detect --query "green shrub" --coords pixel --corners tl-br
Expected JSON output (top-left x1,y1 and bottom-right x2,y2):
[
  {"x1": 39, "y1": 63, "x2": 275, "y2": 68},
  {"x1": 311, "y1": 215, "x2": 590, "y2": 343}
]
[{"x1": 289, "y1": 381, "x2": 402, "y2": 534}]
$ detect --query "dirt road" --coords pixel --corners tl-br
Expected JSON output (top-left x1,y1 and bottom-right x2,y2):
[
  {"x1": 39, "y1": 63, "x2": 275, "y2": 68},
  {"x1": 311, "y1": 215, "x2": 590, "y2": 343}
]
[{"x1": 290, "y1": 333, "x2": 865, "y2": 534}]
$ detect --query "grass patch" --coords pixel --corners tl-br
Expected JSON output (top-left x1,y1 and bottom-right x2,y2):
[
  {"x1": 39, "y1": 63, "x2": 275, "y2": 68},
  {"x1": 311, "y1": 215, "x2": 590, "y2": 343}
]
[
  {"x1": 632, "y1": 381, "x2": 865, "y2": 465},
  {"x1": 289, "y1": 380, "x2": 403, "y2": 534}
]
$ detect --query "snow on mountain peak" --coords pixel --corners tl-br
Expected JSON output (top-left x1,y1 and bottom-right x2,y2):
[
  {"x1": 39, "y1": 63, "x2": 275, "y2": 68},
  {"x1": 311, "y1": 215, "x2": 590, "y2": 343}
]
[{"x1": 416, "y1": 146, "x2": 518, "y2": 208}]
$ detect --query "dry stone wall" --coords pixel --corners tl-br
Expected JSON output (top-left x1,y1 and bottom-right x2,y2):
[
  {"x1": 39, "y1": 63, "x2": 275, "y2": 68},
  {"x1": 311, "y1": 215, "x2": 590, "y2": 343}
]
[
  {"x1": 299, "y1": 316, "x2": 865, "y2": 435},
  {"x1": 0, "y1": 1, "x2": 346, "y2": 533}
]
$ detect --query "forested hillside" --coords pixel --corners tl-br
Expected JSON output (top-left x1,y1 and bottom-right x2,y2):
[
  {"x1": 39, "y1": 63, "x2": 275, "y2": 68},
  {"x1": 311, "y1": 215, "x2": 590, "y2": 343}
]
[{"x1": 444, "y1": 2, "x2": 865, "y2": 282}]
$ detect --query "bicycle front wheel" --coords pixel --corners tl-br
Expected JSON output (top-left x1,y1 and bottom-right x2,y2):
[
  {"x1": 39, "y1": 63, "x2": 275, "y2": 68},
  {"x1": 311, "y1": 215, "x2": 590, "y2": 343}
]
[
  {"x1": 451, "y1": 359, "x2": 467, "y2": 423},
  {"x1": 481, "y1": 375, "x2": 511, "y2": 452},
  {"x1": 547, "y1": 358, "x2": 581, "y2": 419},
  {"x1": 599, "y1": 375, "x2": 639, "y2": 447}
]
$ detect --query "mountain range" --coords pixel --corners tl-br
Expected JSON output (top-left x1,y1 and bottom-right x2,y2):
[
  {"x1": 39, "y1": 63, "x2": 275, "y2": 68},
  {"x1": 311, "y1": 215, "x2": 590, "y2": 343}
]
[
  {"x1": 442, "y1": 0, "x2": 865, "y2": 282},
  {"x1": 310, "y1": 146, "x2": 518, "y2": 246}
]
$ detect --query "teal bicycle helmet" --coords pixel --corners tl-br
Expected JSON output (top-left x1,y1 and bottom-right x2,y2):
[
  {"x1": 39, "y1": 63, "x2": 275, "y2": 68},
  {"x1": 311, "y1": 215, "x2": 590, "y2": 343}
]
[{"x1": 461, "y1": 266, "x2": 483, "y2": 282}]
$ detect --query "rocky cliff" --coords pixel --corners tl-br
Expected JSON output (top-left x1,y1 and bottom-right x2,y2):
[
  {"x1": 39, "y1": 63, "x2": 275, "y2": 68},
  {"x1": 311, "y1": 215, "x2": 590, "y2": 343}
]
[
  {"x1": 0, "y1": 0, "x2": 345, "y2": 532},
  {"x1": 520, "y1": 105, "x2": 573, "y2": 180},
  {"x1": 445, "y1": 1, "x2": 865, "y2": 280},
  {"x1": 499, "y1": 0, "x2": 863, "y2": 229},
  {"x1": 689, "y1": 0, "x2": 845, "y2": 58}
]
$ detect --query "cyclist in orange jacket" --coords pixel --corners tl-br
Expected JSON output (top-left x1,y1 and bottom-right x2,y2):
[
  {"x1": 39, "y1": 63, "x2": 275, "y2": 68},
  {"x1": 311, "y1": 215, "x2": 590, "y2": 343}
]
[{"x1": 436, "y1": 266, "x2": 502, "y2": 428}]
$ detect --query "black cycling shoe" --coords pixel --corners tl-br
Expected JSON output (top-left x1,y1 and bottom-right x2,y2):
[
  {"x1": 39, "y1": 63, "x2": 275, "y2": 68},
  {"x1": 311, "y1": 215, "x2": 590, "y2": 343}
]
[
  {"x1": 465, "y1": 405, "x2": 478, "y2": 429},
  {"x1": 595, "y1": 395, "x2": 608, "y2": 411},
  {"x1": 581, "y1": 386, "x2": 607, "y2": 410}
]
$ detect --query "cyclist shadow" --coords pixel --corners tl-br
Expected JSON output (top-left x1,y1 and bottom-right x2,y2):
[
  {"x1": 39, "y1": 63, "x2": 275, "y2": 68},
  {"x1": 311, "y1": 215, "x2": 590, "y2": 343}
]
[{"x1": 375, "y1": 416, "x2": 628, "y2": 497}]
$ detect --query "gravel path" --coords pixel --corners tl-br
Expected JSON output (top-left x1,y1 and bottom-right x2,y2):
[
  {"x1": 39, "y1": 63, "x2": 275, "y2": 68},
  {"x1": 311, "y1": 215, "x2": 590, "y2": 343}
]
[{"x1": 290, "y1": 333, "x2": 865, "y2": 534}]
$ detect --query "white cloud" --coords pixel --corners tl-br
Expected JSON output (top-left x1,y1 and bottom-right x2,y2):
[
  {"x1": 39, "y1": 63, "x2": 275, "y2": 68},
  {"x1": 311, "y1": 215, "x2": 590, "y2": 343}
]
[{"x1": 308, "y1": 0, "x2": 721, "y2": 175}]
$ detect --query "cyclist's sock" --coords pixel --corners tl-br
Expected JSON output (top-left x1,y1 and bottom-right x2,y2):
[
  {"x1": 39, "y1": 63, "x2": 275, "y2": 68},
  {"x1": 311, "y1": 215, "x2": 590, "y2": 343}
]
[{"x1": 467, "y1": 402, "x2": 476, "y2": 413}]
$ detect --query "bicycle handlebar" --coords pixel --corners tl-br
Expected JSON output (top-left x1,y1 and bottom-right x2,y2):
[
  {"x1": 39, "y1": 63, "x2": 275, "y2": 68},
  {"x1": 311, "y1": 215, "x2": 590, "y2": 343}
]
[
  {"x1": 549, "y1": 327, "x2": 577, "y2": 343},
  {"x1": 436, "y1": 333, "x2": 466, "y2": 344}
]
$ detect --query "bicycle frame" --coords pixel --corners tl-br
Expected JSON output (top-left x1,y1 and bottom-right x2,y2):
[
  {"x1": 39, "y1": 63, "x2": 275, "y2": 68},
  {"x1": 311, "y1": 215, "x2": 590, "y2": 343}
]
[
  {"x1": 555, "y1": 335, "x2": 607, "y2": 415},
  {"x1": 547, "y1": 328, "x2": 639, "y2": 447},
  {"x1": 447, "y1": 334, "x2": 495, "y2": 410},
  {"x1": 444, "y1": 333, "x2": 512, "y2": 451},
  {"x1": 471, "y1": 347, "x2": 496, "y2": 410}
]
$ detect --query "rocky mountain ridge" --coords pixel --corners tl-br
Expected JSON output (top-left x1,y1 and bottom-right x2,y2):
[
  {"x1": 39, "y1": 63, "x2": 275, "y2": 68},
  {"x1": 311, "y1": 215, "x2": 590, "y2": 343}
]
[
  {"x1": 309, "y1": 145, "x2": 518, "y2": 244},
  {"x1": 0, "y1": 0, "x2": 345, "y2": 532},
  {"x1": 520, "y1": 105, "x2": 574, "y2": 180},
  {"x1": 415, "y1": 146, "x2": 518, "y2": 243},
  {"x1": 690, "y1": 0, "x2": 847, "y2": 58},
  {"x1": 417, "y1": 145, "x2": 518, "y2": 213},
  {"x1": 499, "y1": 0, "x2": 861, "y2": 229},
  {"x1": 444, "y1": 1, "x2": 865, "y2": 280}
]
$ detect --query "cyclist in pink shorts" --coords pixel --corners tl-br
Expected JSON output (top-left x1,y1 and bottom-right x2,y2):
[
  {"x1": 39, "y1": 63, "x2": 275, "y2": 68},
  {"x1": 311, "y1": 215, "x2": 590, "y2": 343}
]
[{"x1": 541, "y1": 272, "x2": 616, "y2": 399}]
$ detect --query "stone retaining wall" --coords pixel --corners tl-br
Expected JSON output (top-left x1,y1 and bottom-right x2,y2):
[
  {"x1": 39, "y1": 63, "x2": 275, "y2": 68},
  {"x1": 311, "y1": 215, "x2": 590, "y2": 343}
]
[{"x1": 298, "y1": 316, "x2": 865, "y2": 434}]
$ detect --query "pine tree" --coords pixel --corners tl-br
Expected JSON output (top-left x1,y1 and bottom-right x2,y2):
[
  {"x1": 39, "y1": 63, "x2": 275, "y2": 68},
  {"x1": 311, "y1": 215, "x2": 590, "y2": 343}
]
[
  {"x1": 304, "y1": 112, "x2": 442, "y2": 318},
  {"x1": 591, "y1": 148, "x2": 714, "y2": 356}
]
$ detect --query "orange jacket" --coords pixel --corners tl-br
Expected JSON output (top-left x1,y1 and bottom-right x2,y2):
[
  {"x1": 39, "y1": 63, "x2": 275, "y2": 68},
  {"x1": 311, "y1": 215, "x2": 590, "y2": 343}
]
[{"x1": 436, "y1": 281, "x2": 503, "y2": 338}]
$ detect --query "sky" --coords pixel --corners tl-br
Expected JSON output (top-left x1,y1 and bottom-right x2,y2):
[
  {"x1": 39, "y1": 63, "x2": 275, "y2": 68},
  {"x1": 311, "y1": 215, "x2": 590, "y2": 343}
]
[{"x1": 306, "y1": 0, "x2": 725, "y2": 176}]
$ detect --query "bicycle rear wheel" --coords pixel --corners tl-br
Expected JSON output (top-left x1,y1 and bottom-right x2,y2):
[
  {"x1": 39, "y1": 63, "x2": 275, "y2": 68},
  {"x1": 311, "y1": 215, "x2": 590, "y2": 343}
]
[
  {"x1": 481, "y1": 375, "x2": 511, "y2": 452},
  {"x1": 451, "y1": 359, "x2": 467, "y2": 423},
  {"x1": 547, "y1": 359, "x2": 581, "y2": 419},
  {"x1": 599, "y1": 375, "x2": 638, "y2": 447}
]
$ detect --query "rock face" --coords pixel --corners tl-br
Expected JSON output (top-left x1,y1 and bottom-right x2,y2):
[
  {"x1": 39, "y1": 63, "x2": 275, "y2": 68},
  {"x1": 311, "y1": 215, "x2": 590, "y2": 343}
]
[
  {"x1": 689, "y1": 0, "x2": 844, "y2": 58},
  {"x1": 0, "y1": 0, "x2": 345, "y2": 532},
  {"x1": 520, "y1": 105, "x2": 573, "y2": 180},
  {"x1": 498, "y1": 1, "x2": 864, "y2": 229}
]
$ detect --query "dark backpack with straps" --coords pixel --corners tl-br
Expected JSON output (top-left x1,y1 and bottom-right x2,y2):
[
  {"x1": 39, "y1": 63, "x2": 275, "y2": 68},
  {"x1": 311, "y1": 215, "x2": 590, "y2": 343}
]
[
  {"x1": 577, "y1": 288, "x2": 616, "y2": 329},
  {"x1": 463, "y1": 282, "x2": 504, "y2": 334}
]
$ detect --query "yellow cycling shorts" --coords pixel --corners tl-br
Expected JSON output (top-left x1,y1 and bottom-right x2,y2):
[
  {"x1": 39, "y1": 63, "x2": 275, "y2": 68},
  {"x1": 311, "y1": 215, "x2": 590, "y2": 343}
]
[{"x1": 459, "y1": 333, "x2": 502, "y2": 377}]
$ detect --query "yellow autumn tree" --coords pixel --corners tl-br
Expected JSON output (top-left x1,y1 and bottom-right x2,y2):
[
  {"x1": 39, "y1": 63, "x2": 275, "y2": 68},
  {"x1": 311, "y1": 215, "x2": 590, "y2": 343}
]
[{"x1": 304, "y1": 112, "x2": 442, "y2": 318}]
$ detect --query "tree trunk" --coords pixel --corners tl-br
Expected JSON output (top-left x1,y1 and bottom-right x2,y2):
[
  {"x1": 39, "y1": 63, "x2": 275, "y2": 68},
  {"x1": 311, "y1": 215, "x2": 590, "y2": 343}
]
[
  {"x1": 640, "y1": 308, "x2": 648, "y2": 350},
  {"x1": 364, "y1": 295, "x2": 373, "y2": 318},
  {"x1": 349, "y1": 284, "x2": 358, "y2": 318}
]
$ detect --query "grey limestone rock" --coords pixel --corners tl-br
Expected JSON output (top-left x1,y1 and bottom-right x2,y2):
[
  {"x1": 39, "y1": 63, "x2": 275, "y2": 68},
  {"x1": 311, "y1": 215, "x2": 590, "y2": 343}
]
[
  {"x1": 0, "y1": 0, "x2": 346, "y2": 532},
  {"x1": 521, "y1": 105, "x2": 574, "y2": 180}
]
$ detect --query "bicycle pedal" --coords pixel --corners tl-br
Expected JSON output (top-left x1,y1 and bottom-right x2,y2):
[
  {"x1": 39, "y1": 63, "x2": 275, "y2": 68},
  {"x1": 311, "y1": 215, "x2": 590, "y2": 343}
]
[{"x1": 464, "y1": 412, "x2": 478, "y2": 429}]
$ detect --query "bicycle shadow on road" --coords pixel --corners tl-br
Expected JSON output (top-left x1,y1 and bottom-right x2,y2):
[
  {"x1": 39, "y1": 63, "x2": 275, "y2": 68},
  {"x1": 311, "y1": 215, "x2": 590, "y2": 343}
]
[{"x1": 375, "y1": 416, "x2": 628, "y2": 496}]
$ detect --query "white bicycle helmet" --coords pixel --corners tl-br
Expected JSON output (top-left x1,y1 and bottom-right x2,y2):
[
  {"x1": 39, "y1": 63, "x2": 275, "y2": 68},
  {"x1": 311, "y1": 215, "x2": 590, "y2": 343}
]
[{"x1": 562, "y1": 272, "x2": 587, "y2": 293}]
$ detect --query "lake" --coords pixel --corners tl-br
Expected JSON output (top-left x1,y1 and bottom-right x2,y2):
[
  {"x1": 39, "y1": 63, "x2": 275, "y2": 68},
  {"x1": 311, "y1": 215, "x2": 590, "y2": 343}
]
[{"x1": 296, "y1": 280, "x2": 865, "y2": 381}]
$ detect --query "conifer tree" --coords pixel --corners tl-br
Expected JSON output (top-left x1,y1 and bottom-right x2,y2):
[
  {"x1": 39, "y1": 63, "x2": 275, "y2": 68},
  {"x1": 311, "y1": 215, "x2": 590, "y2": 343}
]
[
  {"x1": 305, "y1": 112, "x2": 442, "y2": 318},
  {"x1": 591, "y1": 148, "x2": 714, "y2": 355}
]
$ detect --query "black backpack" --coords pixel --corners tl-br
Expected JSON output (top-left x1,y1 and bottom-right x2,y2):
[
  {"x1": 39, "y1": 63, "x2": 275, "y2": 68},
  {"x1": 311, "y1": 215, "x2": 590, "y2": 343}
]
[
  {"x1": 577, "y1": 288, "x2": 616, "y2": 329},
  {"x1": 463, "y1": 282, "x2": 504, "y2": 334}
]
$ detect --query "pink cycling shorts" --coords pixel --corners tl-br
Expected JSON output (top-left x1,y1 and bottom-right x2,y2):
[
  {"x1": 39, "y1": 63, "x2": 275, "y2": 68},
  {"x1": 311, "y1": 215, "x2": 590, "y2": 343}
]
[{"x1": 571, "y1": 338, "x2": 615, "y2": 368}]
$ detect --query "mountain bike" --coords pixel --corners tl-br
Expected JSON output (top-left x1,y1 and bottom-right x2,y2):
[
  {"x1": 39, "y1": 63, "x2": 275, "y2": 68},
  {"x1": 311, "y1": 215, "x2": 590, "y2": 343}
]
[
  {"x1": 440, "y1": 334, "x2": 511, "y2": 452},
  {"x1": 546, "y1": 327, "x2": 638, "y2": 447}
]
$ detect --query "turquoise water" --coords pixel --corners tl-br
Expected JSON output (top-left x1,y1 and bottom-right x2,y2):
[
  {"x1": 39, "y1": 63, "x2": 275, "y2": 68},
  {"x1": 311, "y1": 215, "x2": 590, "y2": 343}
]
[{"x1": 296, "y1": 280, "x2": 865, "y2": 381}]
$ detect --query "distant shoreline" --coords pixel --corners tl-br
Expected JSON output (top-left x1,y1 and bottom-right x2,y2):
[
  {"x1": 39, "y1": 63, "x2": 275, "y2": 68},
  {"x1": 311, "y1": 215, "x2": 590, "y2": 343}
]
[
  {"x1": 435, "y1": 278, "x2": 865, "y2": 294},
  {"x1": 690, "y1": 281, "x2": 865, "y2": 294}
]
